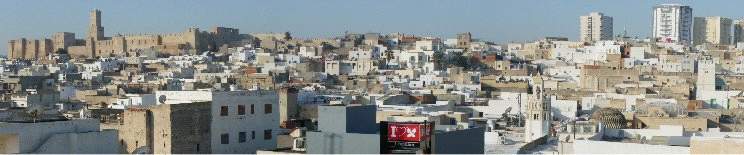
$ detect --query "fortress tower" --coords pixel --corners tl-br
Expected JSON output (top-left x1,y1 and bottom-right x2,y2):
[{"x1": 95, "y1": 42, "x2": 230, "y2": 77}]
[{"x1": 88, "y1": 9, "x2": 104, "y2": 41}]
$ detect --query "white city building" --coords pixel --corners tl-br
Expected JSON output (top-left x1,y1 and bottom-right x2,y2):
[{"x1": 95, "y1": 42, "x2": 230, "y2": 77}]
[
  {"x1": 154, "y1": 90, "x2": 280, "y2": 154},
  {"x1": 652, "y1": 4, "x2": 693, "y2": 45},
  {"x1": 580, "y1": 12, "x2": 613, "y2": 42},
  {"x1": 0, "y1": 119, "x2": 119, "y2": 154}
]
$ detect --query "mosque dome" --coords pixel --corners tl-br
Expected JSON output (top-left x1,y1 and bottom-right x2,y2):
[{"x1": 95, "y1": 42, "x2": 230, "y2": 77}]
[{"x1": 591, "y1": 108, "x2": 627, "y2": 129}]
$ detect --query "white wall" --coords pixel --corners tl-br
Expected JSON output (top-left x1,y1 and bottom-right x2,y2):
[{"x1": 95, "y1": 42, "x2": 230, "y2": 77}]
[
  {"x1": 210, "y1": 91, "x2": 280, "y2": 154},
  {"x1": 604, "y1": 125, "x2": 684, "y2": 140},
  {"x1": 468, "y1": 99, "x2": 522, "y2": 118},
  {"x1": 0, "y1": 119, "x2": 104, "y2": 153},
  {"x1": 551, "y1": 96, "x2": 578, "y2": 121},
  {"x1": 33, "y1": 130, "x2": 119, "y2": 154},
  {"x1": 155, "y1": 90, "x2": 213, "y2": 104},
  {"x1": 573, "y1": 140, "x2": 690, "y2": 154},
  {"x1": 155, "y1": 90, "x2": 282, "y2": 153}
]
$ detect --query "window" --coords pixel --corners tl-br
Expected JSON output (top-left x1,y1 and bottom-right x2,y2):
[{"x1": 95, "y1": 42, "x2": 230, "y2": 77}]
[
  {"x1": 251, "y1": 131, "x2": 255, "y2": 139},
  {"x1": 251, "y1": 104, "x2": 255, "y2": 114},
  {"x1": 196, "y1": 144, "x2": 200, "y2": 152},
  {"x1": 239, "y1": 132, "x2": 247, "y2": 143},
  {"x1": 264, "y1": 104, "x2": 272, "y2": 114},
  {"x1": 238, "y1": 105, "x2": 246, "y2": 115},
  {"x1": 264, "y1": 130, "x2": 272, "y2": 140},
  {"x1": 220, "y1": 134, "x2": 229, "y2": 144},
  {"x1": 220, "y1": 106, "x2": 229, "y2": 116}
]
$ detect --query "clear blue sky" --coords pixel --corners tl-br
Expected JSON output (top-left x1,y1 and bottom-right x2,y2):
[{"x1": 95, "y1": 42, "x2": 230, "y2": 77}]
[{"x1": 2, "y1": 0, "x2": 744, "y2": 55}]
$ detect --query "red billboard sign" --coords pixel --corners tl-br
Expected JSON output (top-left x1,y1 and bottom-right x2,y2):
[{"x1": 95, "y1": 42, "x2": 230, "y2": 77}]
[
  {"x1": 387, "y1": 123, "x2": 424, "y2": 142},
  {"x1": 381, "y1": 122, "x2": 434, "y2": 153}
]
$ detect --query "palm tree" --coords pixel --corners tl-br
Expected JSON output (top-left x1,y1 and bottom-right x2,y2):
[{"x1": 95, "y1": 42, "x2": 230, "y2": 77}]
[{"x1": 28, "y1": 109, "x2": 41, "y2": 123}]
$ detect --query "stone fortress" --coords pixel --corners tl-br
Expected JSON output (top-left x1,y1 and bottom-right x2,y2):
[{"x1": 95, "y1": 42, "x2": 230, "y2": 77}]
[{"x1": 7, "y1": 9, "x2": 246, "y2": 60}]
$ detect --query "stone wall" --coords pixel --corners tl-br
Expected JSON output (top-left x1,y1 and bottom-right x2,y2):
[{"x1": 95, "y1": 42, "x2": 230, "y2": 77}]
[
  {"x1": 7, "y1": 38, "x2": 53, "y2": 60},
  {"x1": 238, "y1": 74, "x2": 275, "y2": 90},
  {"x1": 152, "y1": 102, "x2": 211, "y2": 154},
  {"x1": 7, "y1": 10, "x2": 249, "y2": 60},
  {"x1": 634, "y1": 117, "x2": 708, "y2": 132},
  {"x1": 690, "y1": 136, "x2": 744, "y2": 154},
  {"x1": 580, "y1": 66, "x2": 639, "y2": 91},
  {"x1": 108, "y1": 109, "x2": 151, "y2": 153}
]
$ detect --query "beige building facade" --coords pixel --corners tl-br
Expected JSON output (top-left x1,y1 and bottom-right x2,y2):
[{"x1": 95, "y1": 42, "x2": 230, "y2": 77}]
[
  {"x1": 580, "y1": 12, "x2": 613, "y2": 42},
  {"x1": 733, "y1": 19, "x2": 744, "y2": 44},
  {"x1": 693, "y1": 16, "x2": 732, "y2": 45}
]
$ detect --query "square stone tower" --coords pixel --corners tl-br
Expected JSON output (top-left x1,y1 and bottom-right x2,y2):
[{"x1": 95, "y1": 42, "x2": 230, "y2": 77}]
[{"x1": 88, "y1": 9, "x2": 104, "y2": 41}]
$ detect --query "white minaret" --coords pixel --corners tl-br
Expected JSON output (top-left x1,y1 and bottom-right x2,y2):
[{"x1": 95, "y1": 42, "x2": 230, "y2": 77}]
[
  {"x1": 525, "y1": 76, "x2": 551, "y2": 142},
  {"x1": 695, "y1": 57, "x2": 715, "y2": 102}
]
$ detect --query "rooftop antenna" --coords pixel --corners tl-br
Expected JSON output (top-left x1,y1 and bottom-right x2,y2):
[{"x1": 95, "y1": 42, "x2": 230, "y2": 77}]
[{"x1": 623, "y1": 26, "x2": 628, "y2": 38}]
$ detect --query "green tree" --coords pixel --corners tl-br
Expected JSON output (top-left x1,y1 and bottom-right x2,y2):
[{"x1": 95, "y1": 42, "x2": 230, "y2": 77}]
[
  {"x1": 432, "y1": 50, "x2": 445, "y2": 70},
  {"x1": 55, "y1": 48, "x2": 68, "y2": 54},
  {"x1": 468, "y1": 55, "x2": 482, "y2": 70},
  {"x1": 448, "y1": 52, "x2": 469, "y2": 68}
]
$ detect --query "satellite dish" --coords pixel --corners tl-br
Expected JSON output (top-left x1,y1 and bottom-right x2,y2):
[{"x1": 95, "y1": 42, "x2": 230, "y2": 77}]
[{"x1": 158, "y1": 95, "x2": 167, "y2": 104}]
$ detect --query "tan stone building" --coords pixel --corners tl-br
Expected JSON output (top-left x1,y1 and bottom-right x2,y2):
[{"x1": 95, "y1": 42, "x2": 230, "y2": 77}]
[
  {"x1": 238, "y1": 73, "x2": 274, "y2": 90},
  {"x1": 8, "y1": 9, "x2": 245, "y2": 60},
  {"x1": 6, "y1": 38, "x2": 53, "y2": 60},
  {"x1": 106, "y1": 102, "x2": 212, "y2": 154},
  {"x1": 110, "y1": 108, "x2": 150, "y2": 154},
  {"x1": 456, "y1": 32, "x2": 471, "y2": 49},
  {"x1": 693, "y1": 16, "x2": 732, "y2": 45},
  {"x1": 278, "y1": 87, "x2": 298, "y2": 127},
  {"x1": 579, "y1": 12, "x2": 613, "y2": 42},
  {"x1": 632, "y1": 116, "x2": 708, "y2": 132},
  {"x1": 579, "y1": 65, "x2": 639, "y2": 92}
]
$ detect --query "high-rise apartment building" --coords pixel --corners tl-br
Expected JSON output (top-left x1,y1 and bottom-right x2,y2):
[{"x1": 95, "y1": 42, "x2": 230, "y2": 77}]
[
  {"x1": 580, "y1": 12, "x2": 613, "y2": 42},
  {"x1": 693, "y1": 16, "x2": 732, "y2": 45},
  {"x1": 733, "y1": 19, "x2": 744, "y2": 44},
  {"x1": 652, "y1": 4, "x2": 693, "y2": 45}
]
